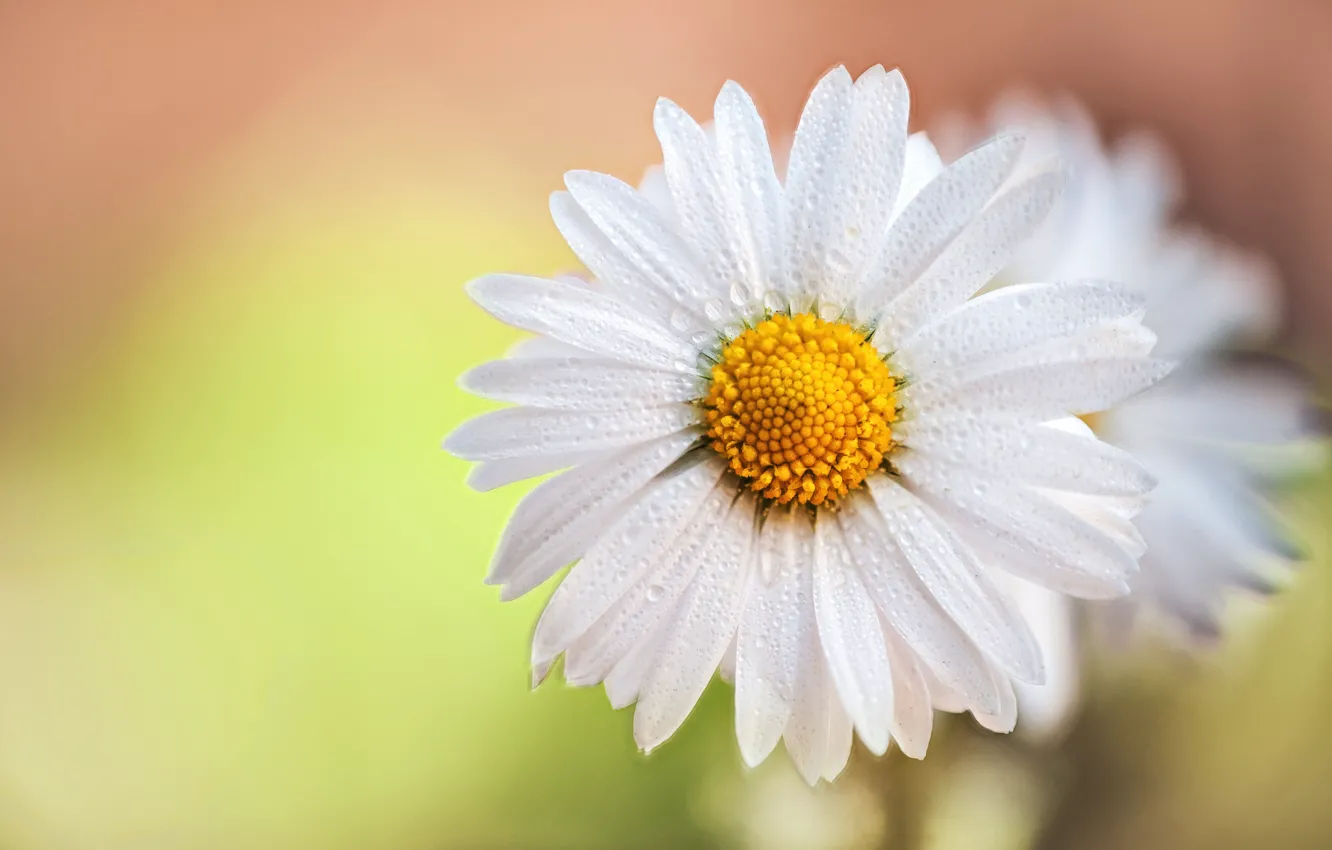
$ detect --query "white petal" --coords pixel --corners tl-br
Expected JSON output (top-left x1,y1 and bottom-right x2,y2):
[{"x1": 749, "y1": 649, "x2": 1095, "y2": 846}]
[
  {"x1": 465, "y1": 451, "x2": 603, "y2": 492},
  {"x1": 875, "y1": 169, "x2": 1063, "y2": 342},
  {"x1": 896, "y1": 454, "x2": 1138, "y2": 597},
  {"x1": 893, "y1": 132, "x2": 945, "y2": 218},
  {"x1": 856, "y1": 134, "x2": 1026, "y2": 317},
  {"x1": 782, "y1": 644, "x2": 852, "y2": 785},
  {"x1": 487, "y1": 430, "x2": 702, "y2": 589},
  {"x1": 883, "y1": 627, "x2": 933, "y2": 759},
  {"x1": 908, "y1": 356, "x2": 1174, "y2": 421},
  {"x1": 817, "y1": 65, "x2": 911, "y2": 305},
  {"x1": 735, "y1": 509, "x2": 813, "y2": 767},
  {"x1": 866, "y1": 477, "x2": 1044, "y2": 683},
  {"x1": 634, "y1": 495, "x2": 756, "y2": 752},
  {"x1": 900, "y1": 418, "x2": 1157, "y2": 497},
  {"x1": 531, "y1": 655, "x2": 554, "y2": 689},
  {"x1": 605, "y1": 625, "x2": 669, "y2": 710},
  {"x1": 1121, "y1": 363, "x2": 1315, "y2": 446},
  {"x1": 837, "y1": 499, "x2": 1002, "y2": 714},
  {"x1": 465, "y1": 274, "x2": 698, "y2": 371},
  {"x1": 506, "y1": 335, "x2": 588, "y2": 359},
  {"x1": 1045, "y1": 415, "x2": 1096, "y2": 438},
  {"x1": 1053, "y1": 317, "x2": 1160, "y2": 362},
  {"x1": 636, "y1": 164, "x2": 676, "y2": 221},
  {"x1": 1041, "y1": 488, "x2": 1148, "y2": 556},
  {"x1": 564, "y1": 170, "x2": 719, "y2": 314},
  {"x1": 460, "y1": 357, "x2": 703, "y2": 411},
  {"x1": 784, "y1": 66, "x2": 856, "y2": 302},
  {"x1": 563, "y1": 480, "x2": 736, "y2": 686},
  {"x1": 918, "y1": 661, "x2": 968, "y2": 714},
  {"x1": 783, "y1": 646, "x2": 832, "y2": 786},
  {"x1": 965, "y1": 317, "x2": 1158, "y2": 373},
  {"x1": 654, "y1": 97, "x2": 748, "y2": 311},
  {"x1": 943, "y1": 308, "x2": 1160, "y2": 385},
  {"x1": 813, "y1": 516, "x2": 895, "y2": 755},
  {"x1": 970, "y1": 664, "x2": 1018, "y2": 733},
  {"x1": 821, "y1": 697, "x2": 854, "y2": 782},
  {"x1": 549, "y1": 191, "x2": 702, "y2": 331},
  {"x1": 446, "y1": 404, "x2": 698, "y2": 462},
  {"x1": 530, "y1": 455, "x2": 725, "y2": 657},
  {"x1": 898, "y1": 280, "x2": 1145, "y2": 378},
  {"x1": 713, "y1": 81, "x2": 787, "y2": 306}
]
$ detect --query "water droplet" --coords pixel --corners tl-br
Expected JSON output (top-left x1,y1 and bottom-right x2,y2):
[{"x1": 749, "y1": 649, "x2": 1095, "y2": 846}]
[
  {"x1": 647, "y1": 584, "x2": 665, "y2": 602},
  {"x1": 670, "y1": 309, "x2": 692, "y2": 332},
  {"x1": 824, "y1": 248, "x2": 853, "y2": 275}
]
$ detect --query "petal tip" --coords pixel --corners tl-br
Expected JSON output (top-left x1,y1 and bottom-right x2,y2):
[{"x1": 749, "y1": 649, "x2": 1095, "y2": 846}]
[
  {"x1": 498, "y1": 582, "x2": 529, "y2": 603},
  {"x1": 441, "y1": 429, "x2": 465, "y2": 457},
  {"x1": 858, "y1": 725, "x2": 891, "y2": 757},
  {"x1": 531, "y1": 660, "x2": 553, "y2": 689},
  {"x1": 461, "y1": 274, "x2": 491, "y2": 304},
  {"x1": 719, "y1": 79, "x2": 747, "y2": 97}
]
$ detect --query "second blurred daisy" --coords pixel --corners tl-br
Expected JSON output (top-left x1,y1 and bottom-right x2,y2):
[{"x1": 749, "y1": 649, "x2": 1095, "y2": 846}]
[{"x1": 937, "y1": 94, "x2": 1323, "y2": 738}]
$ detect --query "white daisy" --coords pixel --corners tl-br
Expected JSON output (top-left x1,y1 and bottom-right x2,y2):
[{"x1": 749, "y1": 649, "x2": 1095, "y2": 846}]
[
  {"x1": 936, "y1": 94, "x2": 1322, "y2": 738},
  {"x1": 445, "y1": 66, "x2": 1170, "y2": 783}
]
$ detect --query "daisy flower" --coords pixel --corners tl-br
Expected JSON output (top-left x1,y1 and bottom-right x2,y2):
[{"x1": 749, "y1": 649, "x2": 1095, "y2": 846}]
[
  {"x1": 445, "y1": 66, "x2": 1171, "y2": 783},
  {"x1": 936, "y1": 94, "x2": 1322, "y2": 737}
]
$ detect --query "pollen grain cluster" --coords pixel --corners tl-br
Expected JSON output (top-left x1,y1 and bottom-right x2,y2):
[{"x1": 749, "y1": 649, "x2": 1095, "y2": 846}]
[{"x1": 704, "y1": 313, "x2": 899, "y2": 506}]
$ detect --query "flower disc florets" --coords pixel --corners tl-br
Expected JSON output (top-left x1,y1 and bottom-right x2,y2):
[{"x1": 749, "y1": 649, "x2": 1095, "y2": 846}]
[{"x1": 704, "y1": 312, "x2": 899, "y2": 506}]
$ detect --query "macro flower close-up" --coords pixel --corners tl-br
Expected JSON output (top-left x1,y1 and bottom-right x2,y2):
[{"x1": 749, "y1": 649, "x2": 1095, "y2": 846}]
[
  {"x1": 4, "y1": 3, "x2": 1332, "y2": 848},
  {"x1": 446, "y1": 66, "x2": 1174, "y2": 781}
]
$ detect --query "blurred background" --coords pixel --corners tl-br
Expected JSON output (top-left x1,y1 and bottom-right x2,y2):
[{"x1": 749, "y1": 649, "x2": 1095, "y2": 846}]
[{"x1": 1, "y1": 2, "x2": 1330, "y2": 848}]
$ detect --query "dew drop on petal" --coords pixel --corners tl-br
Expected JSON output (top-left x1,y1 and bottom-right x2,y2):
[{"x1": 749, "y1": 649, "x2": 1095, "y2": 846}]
[{"x1": 824, "y1": 248, "x2": 853, "y2": 275}]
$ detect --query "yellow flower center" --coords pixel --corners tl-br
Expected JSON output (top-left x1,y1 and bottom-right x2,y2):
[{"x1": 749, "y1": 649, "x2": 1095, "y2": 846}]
[{"x1": 704, "y1": 313, "x2": 899, "y2": 506}]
